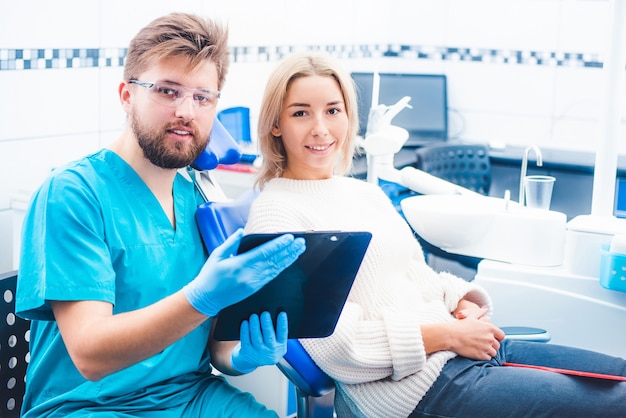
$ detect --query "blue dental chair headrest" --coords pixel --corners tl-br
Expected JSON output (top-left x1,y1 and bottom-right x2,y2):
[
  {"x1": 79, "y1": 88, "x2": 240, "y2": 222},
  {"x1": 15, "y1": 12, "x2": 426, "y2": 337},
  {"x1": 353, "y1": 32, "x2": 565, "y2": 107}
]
[{"x1": 191, "y1": 117, "x2": 242, "y2": 171}]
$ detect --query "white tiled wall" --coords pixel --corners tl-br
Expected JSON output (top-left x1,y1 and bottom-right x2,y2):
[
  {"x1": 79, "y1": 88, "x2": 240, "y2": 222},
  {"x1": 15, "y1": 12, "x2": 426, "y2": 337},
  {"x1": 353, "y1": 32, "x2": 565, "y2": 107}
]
[{"x1": 1, "y1": 0, "x2": 625, "y2": 273}]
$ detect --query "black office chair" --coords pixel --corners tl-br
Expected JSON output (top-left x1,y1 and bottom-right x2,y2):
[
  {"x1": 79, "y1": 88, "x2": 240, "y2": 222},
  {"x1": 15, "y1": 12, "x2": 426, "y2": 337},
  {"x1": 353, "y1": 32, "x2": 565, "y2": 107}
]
[
  {"x1": 411, "y1": 143, "x2": 491, "y2": 270},
  {"x1": 0, "y1": 270, "x2": 30, "y2": 418},
  {"x1": 414, "y1": 143, "x2": 491, "y2": 194}
]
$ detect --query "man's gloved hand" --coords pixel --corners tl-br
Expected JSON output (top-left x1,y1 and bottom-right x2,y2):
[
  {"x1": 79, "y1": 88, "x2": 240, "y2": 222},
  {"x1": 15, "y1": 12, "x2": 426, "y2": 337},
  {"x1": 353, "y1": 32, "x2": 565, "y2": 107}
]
[
  {"x1": 183, "y1": 229, "x2": 305, "y2": 317},
  {"x1": 231, "y1": 311, "x2": 288, "y2": 374}
]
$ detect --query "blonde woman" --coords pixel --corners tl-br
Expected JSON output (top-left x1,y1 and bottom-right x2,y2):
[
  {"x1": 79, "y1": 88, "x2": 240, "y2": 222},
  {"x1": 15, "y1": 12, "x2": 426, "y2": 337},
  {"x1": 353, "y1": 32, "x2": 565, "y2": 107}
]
[{"x1": 245, "y1": 51, "x2": 626, "y2": 418}]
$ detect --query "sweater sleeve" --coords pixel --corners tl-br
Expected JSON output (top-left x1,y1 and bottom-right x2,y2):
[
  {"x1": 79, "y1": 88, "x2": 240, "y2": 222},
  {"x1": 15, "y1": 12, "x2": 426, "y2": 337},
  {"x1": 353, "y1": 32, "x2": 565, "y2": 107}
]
[
  {"x1": 437, "y1": 271, "x2": 493, "y2": 315},
  {"x1": 246, "y1": 192, "x2": 426, "y2": 383},
  {"x1": 245, "y1": 182, "x2": 470, "y2": 385},
  {"x1": 300, "y1": 302, "x2": 425, "y2": 384}
]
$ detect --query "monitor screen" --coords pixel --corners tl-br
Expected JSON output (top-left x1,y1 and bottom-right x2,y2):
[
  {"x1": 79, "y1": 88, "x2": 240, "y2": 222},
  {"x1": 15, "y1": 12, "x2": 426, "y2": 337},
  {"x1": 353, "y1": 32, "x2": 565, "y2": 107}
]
[
  {"x1": 351, "y1": 72, "x2": 375, "y2": 138},
  {"x1": 615, "y1": 177, "x2": 626, "y2": 218},
  {"x1": 351, "y1": 72, "x2": 448, "y2": 147}
]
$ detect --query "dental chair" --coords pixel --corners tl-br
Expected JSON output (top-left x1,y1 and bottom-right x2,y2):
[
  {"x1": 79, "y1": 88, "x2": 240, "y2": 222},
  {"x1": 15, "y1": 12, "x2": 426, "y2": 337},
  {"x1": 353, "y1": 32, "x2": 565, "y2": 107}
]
[
  {"x1": 192, "y1": 127, "x2": 549, "y2": 418},
  {"x1": 192, "y1": 119, "x2": 335, "y2": 418},
  {"x1": 217, "y1": 106, "x2": 252, "y2": 146},
  {"x1": 194, "y1": 182, "x2": 550, "y2": 418},
  {"x1": 196, "y1": 193, "x2": 336, "y2": 418}
]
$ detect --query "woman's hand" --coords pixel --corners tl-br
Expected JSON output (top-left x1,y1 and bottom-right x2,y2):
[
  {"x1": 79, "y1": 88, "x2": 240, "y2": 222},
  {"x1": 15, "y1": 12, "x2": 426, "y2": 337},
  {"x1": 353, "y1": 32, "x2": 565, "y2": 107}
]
[
  {"x1": 423, "y1": 298, "x2": 505, "y2": 360},
  {"x1": 447, "y1": 318, "x2": 505, "y2": 360},
  {"x1": 453, "y1": 299, "x2": 489, "y2": 321}
]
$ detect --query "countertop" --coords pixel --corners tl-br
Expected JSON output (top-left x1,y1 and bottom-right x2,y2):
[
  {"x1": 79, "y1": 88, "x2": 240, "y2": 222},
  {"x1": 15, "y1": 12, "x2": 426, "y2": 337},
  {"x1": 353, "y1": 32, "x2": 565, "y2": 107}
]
[
  {"x1": 486, "y1": 144, "x2": 626, "y2": 174},
  {"x1": 351, "y1": 142, "x2": 626, "y2": 177}
]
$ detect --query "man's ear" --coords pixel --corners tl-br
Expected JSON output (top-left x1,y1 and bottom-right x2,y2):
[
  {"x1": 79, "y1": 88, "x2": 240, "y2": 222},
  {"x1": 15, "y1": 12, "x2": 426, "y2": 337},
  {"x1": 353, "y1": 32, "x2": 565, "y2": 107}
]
[{"x1": 119, "y1": 81, "x2": 132, "y2": 109}]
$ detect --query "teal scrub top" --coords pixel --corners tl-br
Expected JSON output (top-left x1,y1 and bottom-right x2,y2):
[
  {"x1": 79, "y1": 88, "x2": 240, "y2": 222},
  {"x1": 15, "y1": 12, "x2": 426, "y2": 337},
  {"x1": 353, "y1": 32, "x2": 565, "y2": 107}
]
[{"x1": 16, "y1": 149, "x2": 213, "y2": 416}]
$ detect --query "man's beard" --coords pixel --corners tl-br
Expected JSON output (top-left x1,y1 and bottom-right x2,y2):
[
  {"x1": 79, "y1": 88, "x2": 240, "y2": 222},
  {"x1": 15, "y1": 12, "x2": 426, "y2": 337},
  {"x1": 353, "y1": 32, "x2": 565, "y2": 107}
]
[{"x1": 131, "y1": 115, "x2": 208, "y2": 169}]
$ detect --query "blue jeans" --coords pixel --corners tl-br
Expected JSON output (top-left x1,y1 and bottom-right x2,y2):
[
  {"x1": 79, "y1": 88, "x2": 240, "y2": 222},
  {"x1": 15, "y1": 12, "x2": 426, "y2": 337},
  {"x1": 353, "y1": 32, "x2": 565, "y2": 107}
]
[{"x1": 411, "y1": 339, "x2": 626, "y2": 417}]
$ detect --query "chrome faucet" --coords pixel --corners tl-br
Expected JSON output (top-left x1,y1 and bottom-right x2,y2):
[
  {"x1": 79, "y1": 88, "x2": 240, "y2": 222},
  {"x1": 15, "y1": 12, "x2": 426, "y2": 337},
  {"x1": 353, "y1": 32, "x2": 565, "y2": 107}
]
[{"x1": 519, "y1": 145, "x2": 543, "y2": 205}]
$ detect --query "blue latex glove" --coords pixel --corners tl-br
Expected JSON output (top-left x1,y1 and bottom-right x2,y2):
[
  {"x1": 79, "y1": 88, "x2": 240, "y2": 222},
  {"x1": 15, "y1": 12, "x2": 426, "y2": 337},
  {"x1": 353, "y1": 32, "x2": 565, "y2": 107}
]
[
  {"x1": 183, "y1": 229, "x2": 305, "y2": 317},
  {"x1": 231, "y1": 311, "x2": 288, "y2": 374}
]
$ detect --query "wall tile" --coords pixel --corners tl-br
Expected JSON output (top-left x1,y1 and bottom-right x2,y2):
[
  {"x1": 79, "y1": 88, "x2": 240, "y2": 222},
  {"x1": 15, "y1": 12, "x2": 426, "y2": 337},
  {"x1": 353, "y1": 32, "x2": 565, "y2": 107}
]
[
  {"x1": 0, "y1": 68, "x2": 99, "y2": 140},
  {"x1": 384, "y1": 0, "x2": 449, "y2": 46},
  {"x1": 0, "y1": 133, "x2": 101, "y2": 210},
  {"x1": 552, "y1": 66, "x2": 604, "y2": 122},
  {"x1": 459, "y1": 110, "x2": 553, "y2": 146},
  {"x1": 549, "y1": 118, "x2": 609, "y2": 152},
  {"x1": 98, "y1": 67, "x2": 127, "y2": 133},
  {"x1": 445, "y1": 60, "x2": 557, "y2": 115},
  {"x1": 558, "y1": 0, "x2": 610, "y2": 54},
  {"x1": 98, "y1": 2, "x2": 212, "y2": 47},
  {"x1": 0, "y1": 1, "x2": 100, "y2": 48},
  {"x1": 446, "y1": 0, "x2": 561, "y2": 51}
]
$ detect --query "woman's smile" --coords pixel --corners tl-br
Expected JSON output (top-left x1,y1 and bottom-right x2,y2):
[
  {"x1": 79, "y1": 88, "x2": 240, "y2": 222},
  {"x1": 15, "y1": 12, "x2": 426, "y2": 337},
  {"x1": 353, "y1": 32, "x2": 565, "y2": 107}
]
[{"x1": 305, "y1": 141, "x2": 336, "y2": 152}]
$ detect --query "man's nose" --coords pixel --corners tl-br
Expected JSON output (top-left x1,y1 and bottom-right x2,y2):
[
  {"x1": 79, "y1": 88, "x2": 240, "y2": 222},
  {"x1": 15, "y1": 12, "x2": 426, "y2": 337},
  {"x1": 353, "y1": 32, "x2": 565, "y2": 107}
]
[{"x1": 174, "y1": 95, "x2": 197, "y2": 119}]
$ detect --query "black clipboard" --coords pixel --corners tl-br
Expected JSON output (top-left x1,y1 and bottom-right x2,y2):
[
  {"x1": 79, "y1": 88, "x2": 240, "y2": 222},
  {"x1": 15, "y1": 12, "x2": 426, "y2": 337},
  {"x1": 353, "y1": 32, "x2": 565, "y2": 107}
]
[{"x1": 212, "y1": 231, "x2": 372, "y2": 341}]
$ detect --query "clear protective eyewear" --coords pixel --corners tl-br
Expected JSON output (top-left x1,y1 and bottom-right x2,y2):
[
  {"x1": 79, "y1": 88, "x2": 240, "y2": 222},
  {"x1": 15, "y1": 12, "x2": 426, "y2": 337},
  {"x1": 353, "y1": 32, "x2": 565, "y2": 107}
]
[{"x1": 129, "y1": 80, "x2": 220, "y2": 109}]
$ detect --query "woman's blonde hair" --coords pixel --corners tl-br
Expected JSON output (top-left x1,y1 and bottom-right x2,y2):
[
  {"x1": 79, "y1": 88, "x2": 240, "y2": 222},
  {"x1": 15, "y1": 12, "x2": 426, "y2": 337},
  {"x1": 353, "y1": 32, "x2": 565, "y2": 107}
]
[{"x1": 255, "y1": 52, "x2": 359, "y2": 188}]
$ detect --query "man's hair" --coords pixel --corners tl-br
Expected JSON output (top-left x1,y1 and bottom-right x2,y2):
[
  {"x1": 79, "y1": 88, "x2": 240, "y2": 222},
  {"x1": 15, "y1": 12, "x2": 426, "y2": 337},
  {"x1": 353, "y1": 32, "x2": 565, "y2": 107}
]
[
  {"x1": 124, "y1": 13, "x2": 230, "y2": 91},
  {"x1": 255, "y1": 52, "x2": 359, "y2": 188}
]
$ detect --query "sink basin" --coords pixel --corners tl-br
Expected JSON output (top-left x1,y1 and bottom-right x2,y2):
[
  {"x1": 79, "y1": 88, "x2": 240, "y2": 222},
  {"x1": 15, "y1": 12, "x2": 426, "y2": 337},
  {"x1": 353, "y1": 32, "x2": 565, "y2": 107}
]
[{"x1": 401, "y1": 194, "x2": 567, "y2": 267}]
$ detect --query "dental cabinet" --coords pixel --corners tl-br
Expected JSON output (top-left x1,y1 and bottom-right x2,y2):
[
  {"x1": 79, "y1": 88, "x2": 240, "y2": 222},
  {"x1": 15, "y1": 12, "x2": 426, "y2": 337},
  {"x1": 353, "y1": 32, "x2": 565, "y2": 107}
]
[
  {"x1": 393, "y1": 143, "x2": 626, "y2": 359},
  {"x1": 474, "y1": 260, "x2": 626, "y2": 358}
]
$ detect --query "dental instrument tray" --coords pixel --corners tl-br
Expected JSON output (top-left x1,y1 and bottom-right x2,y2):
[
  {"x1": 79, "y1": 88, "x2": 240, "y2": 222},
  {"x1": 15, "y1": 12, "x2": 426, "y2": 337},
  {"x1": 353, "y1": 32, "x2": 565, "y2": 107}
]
[{"x1": 212, "y1": 230, "x2": 372, "y2": 341}]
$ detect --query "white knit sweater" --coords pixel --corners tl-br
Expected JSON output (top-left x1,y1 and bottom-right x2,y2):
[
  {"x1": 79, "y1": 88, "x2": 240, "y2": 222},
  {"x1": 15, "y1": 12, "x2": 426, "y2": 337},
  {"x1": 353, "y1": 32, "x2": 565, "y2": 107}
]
[{"x1": 244, "y1": 176, "x2": 492, "y2": 418}]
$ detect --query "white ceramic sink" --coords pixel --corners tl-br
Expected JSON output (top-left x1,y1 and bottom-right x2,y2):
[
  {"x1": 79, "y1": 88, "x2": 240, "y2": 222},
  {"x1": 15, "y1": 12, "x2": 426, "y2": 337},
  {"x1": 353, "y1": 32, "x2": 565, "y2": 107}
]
[{"x1": 401, "y1": 194, "x2": 568, "y2": 267}]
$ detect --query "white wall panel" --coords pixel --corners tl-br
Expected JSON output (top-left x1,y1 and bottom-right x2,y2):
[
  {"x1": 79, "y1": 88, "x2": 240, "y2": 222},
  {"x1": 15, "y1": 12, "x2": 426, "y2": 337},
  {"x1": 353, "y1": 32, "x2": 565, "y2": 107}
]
[
  {"x1": 459, "y1": 110, "x2": 553, "y2": 146},
  {"x1": 446, "y1": 61, "x2": 557, "y2": 116},
  {"x1": 0, "y1": 1, "x2": 100, "y2": 48},
  {"x1": 0, "y1": 68, "x2": 100, "y2": 140},
  {"x1": 558, "y1": 0, "x2": 610, "y2": 53},
  {"x1": 446, "y1": 0, "x2": 561, "y2": 51},
  {"x1": 98, "y1": 1, "x2": 211, "y2": 47},
  {"x1": 385, "y1": 0, "x2": 448, "y2": 46},
  {"x1": 0, "y1": 133, "x2": 101, "y2": 209},
  {"x1": 98, "y1": 66, "x2": 127, "y2": 133}
]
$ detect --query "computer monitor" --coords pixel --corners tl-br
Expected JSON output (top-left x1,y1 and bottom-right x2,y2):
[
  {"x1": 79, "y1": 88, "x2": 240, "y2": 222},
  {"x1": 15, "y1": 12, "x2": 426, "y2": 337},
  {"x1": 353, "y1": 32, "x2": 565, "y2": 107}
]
[
  {"x1": 351, "y1": 72, "x2": 376, "y2": 137},
  {"x1": 351, "y1": 72, "x2": 448, "y2": 147},
  {"x1": 615, "y1": 177, "x2": 626, "y2": 218}
]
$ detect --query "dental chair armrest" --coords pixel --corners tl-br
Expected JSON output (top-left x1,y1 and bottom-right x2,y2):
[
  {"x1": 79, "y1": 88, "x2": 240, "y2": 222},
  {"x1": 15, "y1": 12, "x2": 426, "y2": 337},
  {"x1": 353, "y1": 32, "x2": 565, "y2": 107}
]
[
  {"x1": 277, "y1": 340, "x2": 335, "y2": 398},
  {"x1": 502, "y1": 326, "x2": 551, "y2": 342}
]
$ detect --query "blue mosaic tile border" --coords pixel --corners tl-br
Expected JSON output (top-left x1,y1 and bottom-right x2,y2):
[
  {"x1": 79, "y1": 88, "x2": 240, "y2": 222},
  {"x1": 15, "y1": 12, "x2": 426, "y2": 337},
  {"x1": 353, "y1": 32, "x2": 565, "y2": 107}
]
[
  {"x1": 0, "y1": 48, "x2": 127, "y2": 70},
  {"x1": 0, "y1": 44, "x2": 604, "y2": 71}
]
